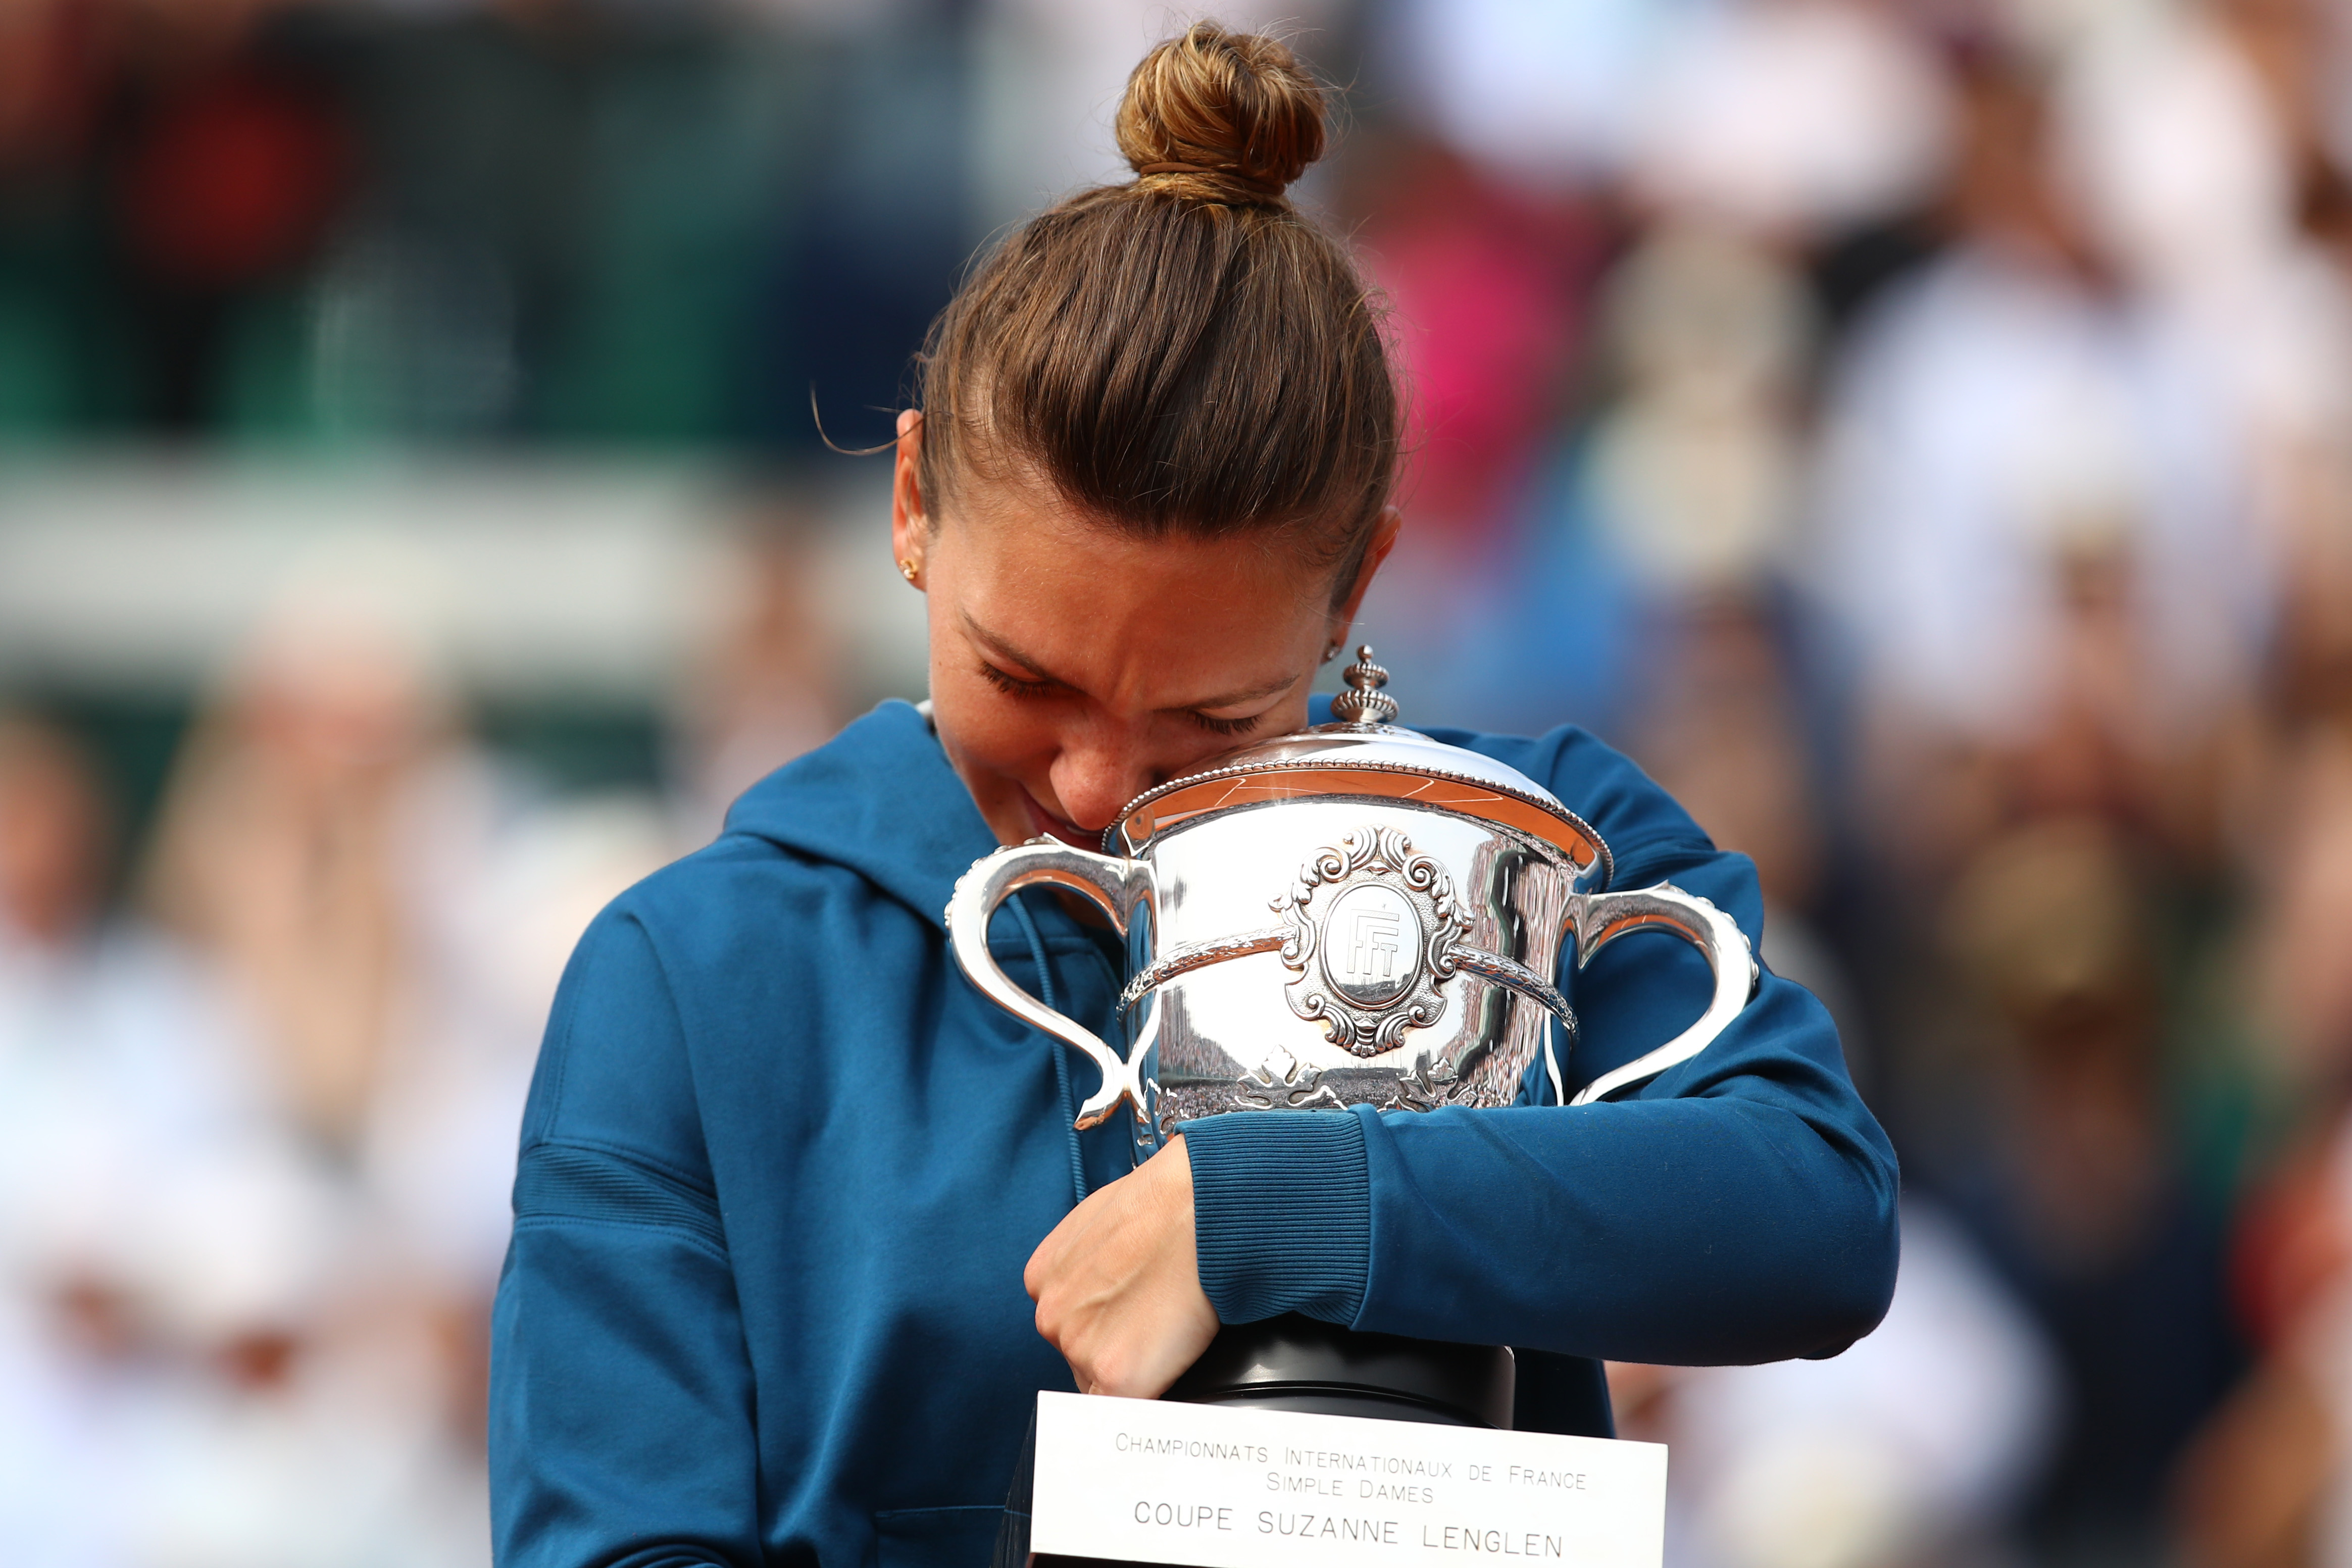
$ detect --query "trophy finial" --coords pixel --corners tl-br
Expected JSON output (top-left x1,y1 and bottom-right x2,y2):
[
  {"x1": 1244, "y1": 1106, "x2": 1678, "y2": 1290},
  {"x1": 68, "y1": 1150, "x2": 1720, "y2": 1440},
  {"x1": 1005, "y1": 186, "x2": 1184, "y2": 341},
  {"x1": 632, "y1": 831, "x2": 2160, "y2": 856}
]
[{"x1": 1331, "y1": 644, "x2": 1398, "y2": 725}]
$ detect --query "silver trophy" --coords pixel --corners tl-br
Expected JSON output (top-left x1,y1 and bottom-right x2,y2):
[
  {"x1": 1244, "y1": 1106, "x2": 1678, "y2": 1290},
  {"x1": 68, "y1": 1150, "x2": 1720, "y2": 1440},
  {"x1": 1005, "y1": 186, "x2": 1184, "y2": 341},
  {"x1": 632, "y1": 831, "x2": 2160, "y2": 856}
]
[{"x1": 951, "y1": 649, "x2": 1757, "y2": 1432}]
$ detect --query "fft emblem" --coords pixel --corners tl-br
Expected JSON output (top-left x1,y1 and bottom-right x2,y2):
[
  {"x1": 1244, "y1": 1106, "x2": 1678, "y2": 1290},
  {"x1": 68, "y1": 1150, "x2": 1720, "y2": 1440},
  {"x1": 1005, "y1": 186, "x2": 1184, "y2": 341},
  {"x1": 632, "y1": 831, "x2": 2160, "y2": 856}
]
[{"x1": 1273, "y1": 827, "x2": 1471, "y2": 1056}]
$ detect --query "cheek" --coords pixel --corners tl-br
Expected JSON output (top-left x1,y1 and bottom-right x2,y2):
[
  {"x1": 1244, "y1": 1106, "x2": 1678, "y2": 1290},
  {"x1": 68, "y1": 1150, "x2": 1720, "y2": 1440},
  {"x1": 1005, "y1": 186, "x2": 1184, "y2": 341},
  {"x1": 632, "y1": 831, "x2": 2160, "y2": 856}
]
[{"x1": 932, "y1": 667, "x2": 1060, "y2": 781}]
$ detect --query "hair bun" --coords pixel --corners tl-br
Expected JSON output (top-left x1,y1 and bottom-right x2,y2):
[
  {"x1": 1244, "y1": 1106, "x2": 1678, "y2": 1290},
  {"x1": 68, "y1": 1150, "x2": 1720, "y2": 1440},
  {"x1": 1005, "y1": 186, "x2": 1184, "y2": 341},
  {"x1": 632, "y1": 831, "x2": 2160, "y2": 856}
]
[{"x1": 1117, "y1": 22, "x2": 1327, "y2": 205}]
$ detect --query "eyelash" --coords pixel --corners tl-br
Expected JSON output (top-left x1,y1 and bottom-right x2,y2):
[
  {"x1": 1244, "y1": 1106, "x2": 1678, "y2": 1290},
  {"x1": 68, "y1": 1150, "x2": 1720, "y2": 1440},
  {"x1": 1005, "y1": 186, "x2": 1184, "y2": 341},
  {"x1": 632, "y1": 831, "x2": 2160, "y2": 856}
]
[
  {"x1": 977, "y1": 662, "x2": 1057, "y2": 699},
  {"x1": 1189, "y1": 712, "x2": 1262, "y2": 737},
  {"x1": 977, "y1": 662, "x2": 1263, "y2": 736}
]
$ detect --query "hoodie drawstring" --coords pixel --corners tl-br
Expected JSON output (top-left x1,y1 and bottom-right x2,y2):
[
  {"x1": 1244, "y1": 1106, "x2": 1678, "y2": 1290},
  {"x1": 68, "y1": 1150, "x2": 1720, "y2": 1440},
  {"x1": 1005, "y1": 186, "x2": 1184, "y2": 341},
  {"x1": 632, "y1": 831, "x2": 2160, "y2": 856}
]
[{"x1": 1007, "y1": 893, "x2": 1090, "y2": 1206}]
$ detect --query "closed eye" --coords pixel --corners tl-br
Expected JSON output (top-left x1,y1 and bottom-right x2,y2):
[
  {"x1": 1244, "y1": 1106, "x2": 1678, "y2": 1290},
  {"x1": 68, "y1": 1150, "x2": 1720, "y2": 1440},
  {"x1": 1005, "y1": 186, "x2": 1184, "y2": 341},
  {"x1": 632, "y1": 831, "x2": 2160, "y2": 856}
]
[
  {"x1": 980, "y1": 655, "x2": 1270, "y2": 735},
  {"x1": 977, "y1": 661, "x2": 1062, "y2": 699}
]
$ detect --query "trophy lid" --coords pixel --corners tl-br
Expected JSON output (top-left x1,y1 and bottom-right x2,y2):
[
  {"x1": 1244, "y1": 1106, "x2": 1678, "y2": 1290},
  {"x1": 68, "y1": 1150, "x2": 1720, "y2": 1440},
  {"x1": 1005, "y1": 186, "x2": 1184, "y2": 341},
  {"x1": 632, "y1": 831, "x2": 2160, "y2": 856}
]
[{"x1": 1107, "y1": 646, "x2": 1614, "y2": 882}]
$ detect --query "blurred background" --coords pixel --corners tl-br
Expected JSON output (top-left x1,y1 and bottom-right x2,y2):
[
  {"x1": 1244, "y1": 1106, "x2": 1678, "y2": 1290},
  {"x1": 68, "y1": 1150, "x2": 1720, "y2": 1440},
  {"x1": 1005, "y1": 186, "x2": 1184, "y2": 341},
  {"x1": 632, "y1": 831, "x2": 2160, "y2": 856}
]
[{"x1": 3, "y1": 0, "x2": 2350, "y2": 1563}]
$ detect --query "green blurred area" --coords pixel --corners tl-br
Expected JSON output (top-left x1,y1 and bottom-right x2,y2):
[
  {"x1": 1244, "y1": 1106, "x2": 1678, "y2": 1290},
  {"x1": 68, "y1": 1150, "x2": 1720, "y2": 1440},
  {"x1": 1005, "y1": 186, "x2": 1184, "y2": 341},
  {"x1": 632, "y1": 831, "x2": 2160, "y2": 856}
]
[{"x1": 0, "y1": 6, "x2": 965, "y2": 454}]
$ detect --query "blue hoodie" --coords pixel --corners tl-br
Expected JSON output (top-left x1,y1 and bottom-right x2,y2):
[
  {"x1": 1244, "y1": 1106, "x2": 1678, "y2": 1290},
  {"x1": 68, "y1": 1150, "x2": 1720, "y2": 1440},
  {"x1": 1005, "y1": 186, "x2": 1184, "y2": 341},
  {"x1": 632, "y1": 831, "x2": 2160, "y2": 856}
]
[{"x1": 489, "y1": 699, "x2": 1898, "y2": 1568}]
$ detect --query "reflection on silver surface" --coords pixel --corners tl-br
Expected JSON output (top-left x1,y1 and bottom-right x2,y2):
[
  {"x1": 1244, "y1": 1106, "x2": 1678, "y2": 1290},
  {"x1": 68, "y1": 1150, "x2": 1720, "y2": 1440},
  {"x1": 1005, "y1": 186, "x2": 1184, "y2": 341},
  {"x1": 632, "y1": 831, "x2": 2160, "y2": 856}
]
[{"x1": 944, "y1": 649, "x2": 1759, "y2": 1162}]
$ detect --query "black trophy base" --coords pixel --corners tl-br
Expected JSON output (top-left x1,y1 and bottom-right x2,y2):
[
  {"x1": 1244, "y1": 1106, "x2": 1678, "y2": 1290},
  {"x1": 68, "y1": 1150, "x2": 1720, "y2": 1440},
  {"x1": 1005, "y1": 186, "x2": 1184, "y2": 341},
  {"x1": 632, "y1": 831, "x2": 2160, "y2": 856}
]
[
  {"x1": 1000, "y1": 1316, "x2": 1515, "y2": 1568},
  {"x1": 1164, "y1": 1313, "x2": 1515, "y2": 1428}
]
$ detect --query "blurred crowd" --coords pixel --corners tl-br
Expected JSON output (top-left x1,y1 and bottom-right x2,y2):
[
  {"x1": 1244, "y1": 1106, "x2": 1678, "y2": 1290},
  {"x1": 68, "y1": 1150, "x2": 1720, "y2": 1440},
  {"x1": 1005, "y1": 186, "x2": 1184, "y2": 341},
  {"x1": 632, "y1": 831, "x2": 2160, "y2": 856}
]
[{"x1": 7, "y1": 0, "x2": 2352, "y2": 1565}]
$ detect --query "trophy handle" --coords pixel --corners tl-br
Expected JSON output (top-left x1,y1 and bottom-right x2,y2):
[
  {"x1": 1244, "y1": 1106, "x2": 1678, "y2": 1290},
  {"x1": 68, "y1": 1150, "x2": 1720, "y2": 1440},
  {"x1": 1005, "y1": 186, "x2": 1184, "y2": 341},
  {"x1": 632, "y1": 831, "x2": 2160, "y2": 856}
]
[
  {"x1": 946, "y1": 840, "x2": 1151, "y2": 1130},
  {"x1": 1562, "y1": 884, "x2": 1759, "y2": 1107}
]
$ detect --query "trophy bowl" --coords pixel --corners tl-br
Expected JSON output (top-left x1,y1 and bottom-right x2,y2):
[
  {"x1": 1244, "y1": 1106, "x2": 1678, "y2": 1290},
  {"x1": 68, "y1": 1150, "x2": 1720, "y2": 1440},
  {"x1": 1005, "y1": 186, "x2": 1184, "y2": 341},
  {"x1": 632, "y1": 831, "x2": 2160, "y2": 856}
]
[
  {"x1": 948, "y1": 649, "x2": 1756, "y2": 1437},
  {"x1": 948, "y1": 649, "x2": 1754, "y2": 1164}
]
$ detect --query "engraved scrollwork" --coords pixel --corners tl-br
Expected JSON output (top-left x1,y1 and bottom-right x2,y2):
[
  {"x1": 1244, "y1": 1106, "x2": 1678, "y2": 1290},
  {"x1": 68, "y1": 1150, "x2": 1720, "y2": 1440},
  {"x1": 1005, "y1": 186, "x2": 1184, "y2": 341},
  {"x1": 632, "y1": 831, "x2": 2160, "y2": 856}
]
[
  {"x1": 1234, "y1": 1046, "x2": 1347, "y2": 1111},
  {"x1": 1382, "y1": 1049, "x2": 1461, "y2": 1112},
  {"x1": 1270, "y1": 826, "x2": 1475, "y2": 1057}
]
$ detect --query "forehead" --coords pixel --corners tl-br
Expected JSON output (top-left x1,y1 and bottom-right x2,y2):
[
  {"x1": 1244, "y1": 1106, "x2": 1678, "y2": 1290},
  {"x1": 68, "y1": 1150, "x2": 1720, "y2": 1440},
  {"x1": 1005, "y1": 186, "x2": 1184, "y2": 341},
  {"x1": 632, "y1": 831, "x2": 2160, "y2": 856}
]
[
  {"x1": 944, "y1": 462, "x2": 1334, "y2": 594},
  {"x1": 938, "y1": 468, "x2": 1334, "y2": 700}
]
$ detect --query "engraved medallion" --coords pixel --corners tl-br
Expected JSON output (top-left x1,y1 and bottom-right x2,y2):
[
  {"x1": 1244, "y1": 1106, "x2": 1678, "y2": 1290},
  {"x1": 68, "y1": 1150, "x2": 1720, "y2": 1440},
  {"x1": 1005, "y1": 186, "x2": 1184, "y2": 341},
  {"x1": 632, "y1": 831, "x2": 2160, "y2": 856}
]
[{"x1": 1272, "y1": 825, "x2": 1472, "y2": 1057}]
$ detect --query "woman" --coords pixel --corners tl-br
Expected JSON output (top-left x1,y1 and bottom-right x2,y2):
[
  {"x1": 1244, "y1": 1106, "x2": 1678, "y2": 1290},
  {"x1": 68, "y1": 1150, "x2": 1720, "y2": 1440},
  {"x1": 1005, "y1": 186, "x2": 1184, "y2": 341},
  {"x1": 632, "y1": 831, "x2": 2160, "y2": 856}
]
[{"x1": 489, "y1": 24, "x2": 1897, "y2": 1568}]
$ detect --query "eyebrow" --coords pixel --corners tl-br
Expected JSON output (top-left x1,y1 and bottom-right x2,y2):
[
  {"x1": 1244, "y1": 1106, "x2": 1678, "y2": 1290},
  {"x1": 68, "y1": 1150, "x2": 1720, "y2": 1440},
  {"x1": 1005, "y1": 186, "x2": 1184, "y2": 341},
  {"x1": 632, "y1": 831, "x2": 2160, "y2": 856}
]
[{"x1": 962, "y1": 611, "x2": 1302, "y2": 713}]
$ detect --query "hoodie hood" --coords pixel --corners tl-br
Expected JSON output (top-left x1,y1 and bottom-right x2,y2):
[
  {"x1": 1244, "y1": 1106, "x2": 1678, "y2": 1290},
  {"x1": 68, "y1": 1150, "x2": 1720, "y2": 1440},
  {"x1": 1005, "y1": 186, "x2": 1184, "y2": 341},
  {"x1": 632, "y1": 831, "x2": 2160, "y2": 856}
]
[{"x1": 720, "y1": 700, "x2": 1000, "y2": 932}]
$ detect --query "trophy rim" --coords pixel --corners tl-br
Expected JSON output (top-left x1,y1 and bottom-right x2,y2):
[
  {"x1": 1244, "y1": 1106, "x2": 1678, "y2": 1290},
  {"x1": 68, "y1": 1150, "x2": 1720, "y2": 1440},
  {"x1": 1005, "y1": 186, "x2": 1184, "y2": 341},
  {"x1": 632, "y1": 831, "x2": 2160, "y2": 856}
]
[{"x1": 1107, "y1": 752, "x2": 1615, "y2": 884}]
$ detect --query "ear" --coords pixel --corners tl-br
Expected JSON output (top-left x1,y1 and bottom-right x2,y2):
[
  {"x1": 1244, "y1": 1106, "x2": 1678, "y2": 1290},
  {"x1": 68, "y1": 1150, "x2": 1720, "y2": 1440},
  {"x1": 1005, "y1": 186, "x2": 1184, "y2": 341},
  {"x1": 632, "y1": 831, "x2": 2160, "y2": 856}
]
[
  {"x1": 890, "y1": 409, "x2": 927, "y2": 570},
  {"x1": 1328, "y1": 506, "x2": 1403, "y2": 637}
]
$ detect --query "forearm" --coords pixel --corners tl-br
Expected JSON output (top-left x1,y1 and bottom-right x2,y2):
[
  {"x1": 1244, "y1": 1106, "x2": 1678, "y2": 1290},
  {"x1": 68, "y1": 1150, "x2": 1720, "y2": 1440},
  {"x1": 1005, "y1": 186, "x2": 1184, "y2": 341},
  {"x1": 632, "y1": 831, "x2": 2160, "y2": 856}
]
[
  {"x1": 1352, "y1": 1091, "x2": 1898, "y2": 1362},
  {"x1": 1188, "y1": 1084, "x2": 1894, "y2": 1360}
]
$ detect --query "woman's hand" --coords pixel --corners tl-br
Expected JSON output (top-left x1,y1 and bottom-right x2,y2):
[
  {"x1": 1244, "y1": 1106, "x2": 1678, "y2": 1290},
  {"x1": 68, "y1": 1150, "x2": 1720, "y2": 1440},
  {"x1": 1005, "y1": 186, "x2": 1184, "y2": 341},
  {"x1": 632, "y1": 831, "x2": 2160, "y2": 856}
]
[{"x1": 1024, "y1": 1134, "x2": 1220, "y2": 1398}]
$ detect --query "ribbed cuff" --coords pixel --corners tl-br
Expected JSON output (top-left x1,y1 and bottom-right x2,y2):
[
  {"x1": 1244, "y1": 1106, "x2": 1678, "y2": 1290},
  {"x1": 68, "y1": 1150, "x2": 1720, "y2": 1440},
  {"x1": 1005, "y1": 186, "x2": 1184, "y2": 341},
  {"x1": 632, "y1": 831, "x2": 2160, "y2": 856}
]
[{"x1": 1181, "y1": 1108, "x2": 1371, "y2": 1327}]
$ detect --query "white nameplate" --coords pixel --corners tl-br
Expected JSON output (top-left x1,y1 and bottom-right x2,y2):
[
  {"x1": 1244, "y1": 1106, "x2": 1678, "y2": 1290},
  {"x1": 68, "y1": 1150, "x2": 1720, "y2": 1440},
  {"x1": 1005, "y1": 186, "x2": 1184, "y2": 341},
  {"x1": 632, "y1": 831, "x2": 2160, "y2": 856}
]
[{"x1": 1030, "y1": 1391, "x2": 1666, "y2": 1568}]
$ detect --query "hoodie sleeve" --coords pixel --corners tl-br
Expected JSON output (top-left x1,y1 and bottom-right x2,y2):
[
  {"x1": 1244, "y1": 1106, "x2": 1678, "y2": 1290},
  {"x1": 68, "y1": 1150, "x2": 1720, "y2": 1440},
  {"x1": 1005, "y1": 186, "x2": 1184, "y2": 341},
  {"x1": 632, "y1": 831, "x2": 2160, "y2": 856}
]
[
  {"x1": 489, "y1": 905, "x2": 761, "y2": 1568},
  {"x1": 1182, "y1": 726, "x2": 1899, "y2": 1366}
]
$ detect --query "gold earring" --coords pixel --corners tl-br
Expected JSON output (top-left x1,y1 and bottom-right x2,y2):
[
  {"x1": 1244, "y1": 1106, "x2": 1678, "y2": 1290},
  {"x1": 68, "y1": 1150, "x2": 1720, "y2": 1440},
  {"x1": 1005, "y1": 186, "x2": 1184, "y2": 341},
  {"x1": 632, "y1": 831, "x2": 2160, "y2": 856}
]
[{"x1": 897, "y1": 558, "x2": 920, "y2": 585}]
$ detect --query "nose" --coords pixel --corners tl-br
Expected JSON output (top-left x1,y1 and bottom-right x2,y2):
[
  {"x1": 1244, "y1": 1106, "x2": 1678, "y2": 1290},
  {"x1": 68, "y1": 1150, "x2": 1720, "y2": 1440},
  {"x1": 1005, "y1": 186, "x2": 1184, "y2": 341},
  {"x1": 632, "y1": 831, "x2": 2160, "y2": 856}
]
[{"x1": 1048, "y1": 722, "x2": 1162, "y2": 833}]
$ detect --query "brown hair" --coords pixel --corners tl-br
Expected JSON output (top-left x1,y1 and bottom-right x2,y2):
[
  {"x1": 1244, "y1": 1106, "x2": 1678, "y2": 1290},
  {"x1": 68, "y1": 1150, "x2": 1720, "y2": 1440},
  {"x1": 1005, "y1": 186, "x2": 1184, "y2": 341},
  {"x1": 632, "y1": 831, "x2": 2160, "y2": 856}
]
[{"x1": 913, "y1": 22, "x2": 1399, "y2": 595}]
